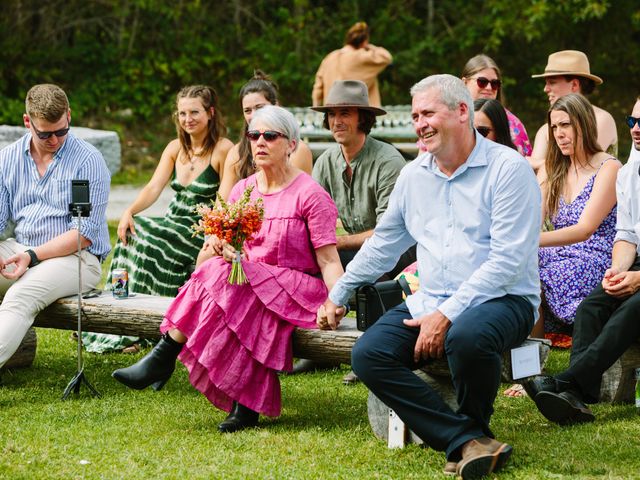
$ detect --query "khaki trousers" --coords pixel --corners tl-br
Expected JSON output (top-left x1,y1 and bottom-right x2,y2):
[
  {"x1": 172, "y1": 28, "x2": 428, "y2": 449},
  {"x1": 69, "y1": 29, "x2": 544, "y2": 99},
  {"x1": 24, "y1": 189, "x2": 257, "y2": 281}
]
[{"x1": 0, "y1": 239, "x2": 101, "y2": 368}]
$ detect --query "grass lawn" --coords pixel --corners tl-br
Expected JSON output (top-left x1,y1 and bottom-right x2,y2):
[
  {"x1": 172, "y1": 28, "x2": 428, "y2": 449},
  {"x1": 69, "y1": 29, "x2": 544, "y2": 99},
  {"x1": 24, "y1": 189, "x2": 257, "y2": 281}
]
[
  {"x1": 3, "y1": 337, "x2": 640, "y2": 479},
  {"x1": 2, "y1": 223, "x2": 640, "y2": 478}
]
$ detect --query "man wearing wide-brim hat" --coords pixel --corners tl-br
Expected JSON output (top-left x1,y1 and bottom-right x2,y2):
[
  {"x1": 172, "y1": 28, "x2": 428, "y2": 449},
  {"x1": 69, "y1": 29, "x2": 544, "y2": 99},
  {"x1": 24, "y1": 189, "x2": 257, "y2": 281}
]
[
  {"x1": 528, "y1": 50, "x2": 618, "y2": 172},
  {"x1": 290, "y1": 80, "x2": 411, "y2": 380},
  {"x1": 310, "y1": 80, "x2": 410, "y2": 277}
]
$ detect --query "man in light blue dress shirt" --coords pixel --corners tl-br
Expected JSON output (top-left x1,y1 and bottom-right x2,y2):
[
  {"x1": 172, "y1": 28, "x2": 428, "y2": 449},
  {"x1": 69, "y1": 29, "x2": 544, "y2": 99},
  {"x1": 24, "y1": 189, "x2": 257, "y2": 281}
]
[
  {"x1": 0, "y1": 84, "x2": 111, "y2": 370},
  {"x1": 317, "y1": 75, "x2": 541, "y2": 479}
]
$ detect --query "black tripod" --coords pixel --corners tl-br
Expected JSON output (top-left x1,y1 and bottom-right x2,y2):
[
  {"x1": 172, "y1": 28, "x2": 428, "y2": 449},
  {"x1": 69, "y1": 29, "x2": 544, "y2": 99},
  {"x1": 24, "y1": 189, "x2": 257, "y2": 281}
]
[{"x1": 62, "y1": 182, "x2": 100, "y2": 400}]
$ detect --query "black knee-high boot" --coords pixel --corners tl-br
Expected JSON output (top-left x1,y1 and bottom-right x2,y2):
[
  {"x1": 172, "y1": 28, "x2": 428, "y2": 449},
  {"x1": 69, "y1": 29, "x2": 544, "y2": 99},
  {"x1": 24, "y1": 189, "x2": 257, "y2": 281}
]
[
  {"x1": 218, "y1": 402, "x2": 259, "y2": 433},
  {"x1": 112, "y1": 333, "x2": 183, "y2": 391}
]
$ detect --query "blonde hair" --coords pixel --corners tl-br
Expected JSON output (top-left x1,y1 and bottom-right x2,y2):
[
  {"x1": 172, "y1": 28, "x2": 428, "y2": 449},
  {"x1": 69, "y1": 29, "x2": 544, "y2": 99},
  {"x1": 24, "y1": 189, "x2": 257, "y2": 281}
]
[
  {"x1": 544, "y1": 93, "x2": 602, "y2": 218},
  {"x1": 461, "y1": 54, "x2": 504, "y2": 104},
  {"x1": 25, "y1": 84, "x2": 69, "y2": 122}
]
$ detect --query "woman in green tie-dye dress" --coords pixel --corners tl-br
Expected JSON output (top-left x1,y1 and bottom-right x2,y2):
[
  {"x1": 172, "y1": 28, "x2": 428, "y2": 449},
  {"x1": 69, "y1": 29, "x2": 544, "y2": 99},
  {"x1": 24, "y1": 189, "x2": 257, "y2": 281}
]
[{"x1": 83, "y1": 85, "x2": 233, "y2": 353}]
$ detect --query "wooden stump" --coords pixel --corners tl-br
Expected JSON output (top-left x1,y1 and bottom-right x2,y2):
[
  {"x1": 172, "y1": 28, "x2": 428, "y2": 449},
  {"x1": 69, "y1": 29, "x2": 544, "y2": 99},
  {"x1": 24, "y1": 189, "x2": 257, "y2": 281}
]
[
  {"x1": 3, "y1": 327, "x2": 37, "y2": 370},
  {"x1": 368, "y1": 370, "x2": 458, "y2": 445},
  {"x1": 600, "y1": 342, "x2": 640, "y2": 403}
]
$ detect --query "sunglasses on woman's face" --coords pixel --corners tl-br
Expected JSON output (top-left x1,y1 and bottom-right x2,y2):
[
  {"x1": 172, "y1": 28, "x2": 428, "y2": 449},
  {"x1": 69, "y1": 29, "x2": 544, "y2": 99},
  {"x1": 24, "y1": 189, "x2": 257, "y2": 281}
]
[
  {"x1": 626, "y1": 116, "x2": 640, "y2": 129},
  {"x1": 246, "y1": 130, "x2": 288, "y2": 142},
  {"x1": 474, "y1": 77, "x2": 501, "y2": 91},
  {"x1": 476, "y1": 126, "x2": 493, "y2": 137}
]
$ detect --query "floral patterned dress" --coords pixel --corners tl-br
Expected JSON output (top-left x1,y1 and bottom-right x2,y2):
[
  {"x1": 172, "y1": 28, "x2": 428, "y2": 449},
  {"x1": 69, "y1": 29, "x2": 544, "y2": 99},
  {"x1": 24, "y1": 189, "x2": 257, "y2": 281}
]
[
  {"x1": 505, "y1": 109, "x2": 532, "y2": 157},
  {"x1": 538, "y1": 164, "x2": 617, "y2": 332}
]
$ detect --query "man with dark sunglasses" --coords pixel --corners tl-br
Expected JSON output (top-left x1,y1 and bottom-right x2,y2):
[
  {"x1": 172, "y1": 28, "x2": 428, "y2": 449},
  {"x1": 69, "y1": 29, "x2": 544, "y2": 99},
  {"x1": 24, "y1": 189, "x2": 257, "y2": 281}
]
[
  {"x1": 528, "y1": 50, "x2": 617, "y2": 172},
  {"x1": 523, "y1": 95, "x2": 640, "y2": 425},
  {"x1": 290, "y1": 80, "x2": 408, "y2": 380},
  {"x1": 0, "y1": 84, "x2": 111, "y2": 372}
]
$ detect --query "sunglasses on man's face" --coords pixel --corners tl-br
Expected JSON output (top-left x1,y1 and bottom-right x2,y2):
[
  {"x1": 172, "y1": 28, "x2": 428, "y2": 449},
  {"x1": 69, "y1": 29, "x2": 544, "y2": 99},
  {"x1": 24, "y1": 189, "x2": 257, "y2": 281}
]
[
  {"x1": 626, "y1": 116, "x2": 640, "y2": 129},
  {"x1": 31, "y1": 121, "x2": 70, "y2": 140},
  {"x1": 474, "y1": 77, "x2": 501, "y2": 91},
  {"x1": 246, "y1": 130, "x2": 288, "y2": 142},
  {"x1": 476, "y1": 126, "x2": 493, "y2": 137}
]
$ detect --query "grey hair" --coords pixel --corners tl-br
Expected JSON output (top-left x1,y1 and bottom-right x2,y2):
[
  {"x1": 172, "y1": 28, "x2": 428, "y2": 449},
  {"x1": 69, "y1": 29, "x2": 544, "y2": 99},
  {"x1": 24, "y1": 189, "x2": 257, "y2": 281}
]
[
  {"x1": 249, "y1": 105, "x2": 300, "y2": 152},
  {"x1": 410, "y1": 74, "x2": 474, "y2": 128}
]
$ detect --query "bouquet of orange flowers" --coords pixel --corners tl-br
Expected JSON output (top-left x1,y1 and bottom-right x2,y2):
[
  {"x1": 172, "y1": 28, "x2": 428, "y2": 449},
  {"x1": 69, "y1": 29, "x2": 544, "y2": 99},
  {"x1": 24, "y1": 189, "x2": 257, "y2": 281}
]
[{"x1": 192, "y1": 186, "x2": 264, "y2": 284}]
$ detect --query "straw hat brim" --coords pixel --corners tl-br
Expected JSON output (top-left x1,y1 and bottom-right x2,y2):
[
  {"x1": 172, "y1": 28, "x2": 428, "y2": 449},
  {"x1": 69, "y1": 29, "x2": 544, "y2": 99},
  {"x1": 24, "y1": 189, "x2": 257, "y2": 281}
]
[
  {"x1": 531, "y1": 71, "x2": 603, "y2": 85},
  {"x1": 310, "y1": 104, "x2": 387, "y2": 115}
]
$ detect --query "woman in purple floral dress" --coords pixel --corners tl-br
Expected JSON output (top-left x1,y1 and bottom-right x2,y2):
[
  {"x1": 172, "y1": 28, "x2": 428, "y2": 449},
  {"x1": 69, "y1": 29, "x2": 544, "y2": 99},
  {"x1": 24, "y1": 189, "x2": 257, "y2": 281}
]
[
  {"x1": 504, "y1": 93, "x2": 620, "y2": 397},
  {"x1": 535, "y1": 93, "x2": 620, "y2": 334}
]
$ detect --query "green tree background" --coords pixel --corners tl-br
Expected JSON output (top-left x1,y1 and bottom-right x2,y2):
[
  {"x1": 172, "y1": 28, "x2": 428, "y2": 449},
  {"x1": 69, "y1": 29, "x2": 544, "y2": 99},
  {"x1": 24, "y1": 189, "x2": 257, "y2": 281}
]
[{"x1": 2, "y1": 0, "x2": 639, "y2": 165}]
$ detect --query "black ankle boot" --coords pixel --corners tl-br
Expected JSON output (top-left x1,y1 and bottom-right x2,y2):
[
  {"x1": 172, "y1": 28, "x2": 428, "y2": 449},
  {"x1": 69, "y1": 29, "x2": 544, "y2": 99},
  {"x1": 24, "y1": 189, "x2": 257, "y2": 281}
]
[
  {"x1": 112, "y1": 333, "x2": 183, "y2": 391},
  {"x1": 218, "y1": 402, "x2": 259, "y2": 433}
]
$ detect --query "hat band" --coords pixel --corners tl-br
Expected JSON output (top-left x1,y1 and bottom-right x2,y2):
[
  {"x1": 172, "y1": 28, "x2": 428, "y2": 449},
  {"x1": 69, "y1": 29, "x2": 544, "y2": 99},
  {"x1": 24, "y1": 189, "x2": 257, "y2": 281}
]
[{"x1": 542, "y1": 69, "x2": 590, "y2": 75}]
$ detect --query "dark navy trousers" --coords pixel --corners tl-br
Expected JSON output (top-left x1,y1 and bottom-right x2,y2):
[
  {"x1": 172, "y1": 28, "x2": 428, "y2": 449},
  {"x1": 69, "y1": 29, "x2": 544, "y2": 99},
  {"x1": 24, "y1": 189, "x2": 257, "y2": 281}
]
[{"x1": 352, "y1": 295, "x2": 533, "y2": 460}]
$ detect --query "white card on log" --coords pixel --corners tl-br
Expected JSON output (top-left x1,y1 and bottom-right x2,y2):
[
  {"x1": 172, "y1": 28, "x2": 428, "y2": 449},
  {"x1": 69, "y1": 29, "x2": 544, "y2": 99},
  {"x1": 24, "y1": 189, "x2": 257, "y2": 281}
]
[
  {"x1": 510, "y1": 343, "x2": 541, "y2": 380},
  {"x1": 388, "y1": 409, "x2": 406, "y2": 448}
]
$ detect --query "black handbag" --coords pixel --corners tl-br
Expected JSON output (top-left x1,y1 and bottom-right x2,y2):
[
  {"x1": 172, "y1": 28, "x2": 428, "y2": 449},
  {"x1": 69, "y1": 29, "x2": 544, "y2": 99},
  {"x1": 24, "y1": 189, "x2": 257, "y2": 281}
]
[{"x1": 355, "y1": 276, "x2": 413, "y2": 331}]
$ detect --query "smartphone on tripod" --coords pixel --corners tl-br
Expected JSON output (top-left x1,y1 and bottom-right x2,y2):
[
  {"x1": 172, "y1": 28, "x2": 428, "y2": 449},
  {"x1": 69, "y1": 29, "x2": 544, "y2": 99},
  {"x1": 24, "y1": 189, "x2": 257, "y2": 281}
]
[{"x1": 69, "y1": 179, "x2": 91, "y2": 217}]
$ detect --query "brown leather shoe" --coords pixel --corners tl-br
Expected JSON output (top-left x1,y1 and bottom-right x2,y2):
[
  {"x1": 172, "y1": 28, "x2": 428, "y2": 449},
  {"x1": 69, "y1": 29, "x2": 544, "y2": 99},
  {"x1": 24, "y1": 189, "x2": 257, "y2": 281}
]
[
  {"x1": 456, "y1": 437, "x2": 512, "y2": 479},
  {"x1": 442, "y1": 460, "x2": 457, "y2": 476}
]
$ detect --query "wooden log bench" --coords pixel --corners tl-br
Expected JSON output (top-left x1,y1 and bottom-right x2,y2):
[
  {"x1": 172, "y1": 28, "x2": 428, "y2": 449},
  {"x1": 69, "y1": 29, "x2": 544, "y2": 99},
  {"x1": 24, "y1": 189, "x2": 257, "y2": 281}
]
[
  {"x1": 9, "y1": 291, "x2": 632, "y2": 403},
  {"x1": 7, "y1": 292, "x2": 630, "y2": 407},
  {"x1": 14, "y1": 293, "x2": 549, "y2": 374},
  {"x1": 8, "y1": 292, "x2": 358, "y2": 366}
]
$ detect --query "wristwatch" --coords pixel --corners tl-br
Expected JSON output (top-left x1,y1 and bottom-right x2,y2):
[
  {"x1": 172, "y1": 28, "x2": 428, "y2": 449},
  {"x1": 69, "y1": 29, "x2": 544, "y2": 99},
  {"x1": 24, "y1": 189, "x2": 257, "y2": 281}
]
[{"x1": 25, "y1": 249, "x2": 40, "y2": 268}]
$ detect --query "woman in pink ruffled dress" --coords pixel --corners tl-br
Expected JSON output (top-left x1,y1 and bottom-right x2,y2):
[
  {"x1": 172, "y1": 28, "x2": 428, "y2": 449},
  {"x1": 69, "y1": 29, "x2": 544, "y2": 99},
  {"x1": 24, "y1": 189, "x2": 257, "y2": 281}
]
[{"x1": 113, "y1": 105, "x2": 344, "y2": 433}]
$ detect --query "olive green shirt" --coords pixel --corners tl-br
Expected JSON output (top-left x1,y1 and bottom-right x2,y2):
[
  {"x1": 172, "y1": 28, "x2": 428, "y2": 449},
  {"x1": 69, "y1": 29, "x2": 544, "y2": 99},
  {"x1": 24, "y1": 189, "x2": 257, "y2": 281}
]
[{"x1": 312, "y1": 136, "x2": 406, "y2": 235}]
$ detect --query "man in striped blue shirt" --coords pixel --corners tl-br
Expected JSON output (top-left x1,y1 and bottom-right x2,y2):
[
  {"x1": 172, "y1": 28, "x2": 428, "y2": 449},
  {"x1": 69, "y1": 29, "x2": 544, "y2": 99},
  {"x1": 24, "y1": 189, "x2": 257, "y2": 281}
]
[{"x1": 0, "y1": 84, "x2": 111, "y2": 370}]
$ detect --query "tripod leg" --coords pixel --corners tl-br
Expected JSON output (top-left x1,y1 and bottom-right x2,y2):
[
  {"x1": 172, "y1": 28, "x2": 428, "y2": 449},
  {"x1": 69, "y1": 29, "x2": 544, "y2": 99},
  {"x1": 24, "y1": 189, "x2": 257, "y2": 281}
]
[{"x1": 62, "y1": 370, "x2": 84, "y2": 400}]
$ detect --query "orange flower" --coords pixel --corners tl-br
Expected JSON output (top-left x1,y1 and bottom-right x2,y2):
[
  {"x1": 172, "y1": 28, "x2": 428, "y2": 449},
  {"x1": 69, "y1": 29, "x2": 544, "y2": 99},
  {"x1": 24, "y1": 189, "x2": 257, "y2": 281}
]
[{"x1": 191, "y1": 186, "x2": 264, "y2": 285}]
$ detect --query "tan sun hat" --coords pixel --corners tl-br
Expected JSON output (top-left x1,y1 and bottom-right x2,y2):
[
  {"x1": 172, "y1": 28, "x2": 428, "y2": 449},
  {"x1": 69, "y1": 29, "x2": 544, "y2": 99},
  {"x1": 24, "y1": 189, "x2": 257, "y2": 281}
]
[
  {"x1": 531, "y1": 50, "x2": 603, "y2": 85},
  {"x1": 310, "y1": 80, "x2": 386, "y2": 115}
]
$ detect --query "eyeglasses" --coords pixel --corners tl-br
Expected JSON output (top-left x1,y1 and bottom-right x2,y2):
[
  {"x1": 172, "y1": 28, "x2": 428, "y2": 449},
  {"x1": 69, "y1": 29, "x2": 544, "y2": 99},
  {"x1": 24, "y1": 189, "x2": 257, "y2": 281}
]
[
  {"x1": 246, "y1": 130, "x2": 288, "y2": 142},
  {"x1": 474, "y1": 77, "x2": 501, "y2": 91},
  {"x1": 626, "y1": 116, "x2": 640, "y2": 129},
  {"x1": 31, "y1": 120, "x2": 70, "y2": 140},
  {"x1": 476, "y1": 126, "x2": 493, "y2": 137}
]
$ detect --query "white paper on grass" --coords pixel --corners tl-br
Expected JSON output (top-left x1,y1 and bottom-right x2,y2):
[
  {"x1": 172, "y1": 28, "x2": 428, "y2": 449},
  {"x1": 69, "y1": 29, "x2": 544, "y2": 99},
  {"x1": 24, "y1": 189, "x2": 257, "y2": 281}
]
[{"x1": 510, "y1": 343, "x2": 541, "y2": 380}]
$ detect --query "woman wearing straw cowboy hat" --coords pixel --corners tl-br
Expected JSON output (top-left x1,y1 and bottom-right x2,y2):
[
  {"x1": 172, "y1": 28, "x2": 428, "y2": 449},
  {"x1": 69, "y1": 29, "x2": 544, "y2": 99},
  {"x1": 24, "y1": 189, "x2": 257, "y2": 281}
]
[{"x1": 528, "y1": 50, "x2": 617, "y2": 172}]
